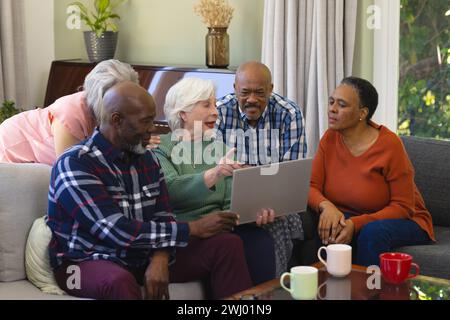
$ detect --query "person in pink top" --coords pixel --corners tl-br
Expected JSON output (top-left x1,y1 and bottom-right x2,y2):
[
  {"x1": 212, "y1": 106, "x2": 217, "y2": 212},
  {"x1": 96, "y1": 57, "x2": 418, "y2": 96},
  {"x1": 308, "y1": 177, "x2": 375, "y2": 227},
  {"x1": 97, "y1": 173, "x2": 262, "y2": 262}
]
[{"x1": 0, "y1": 59, "x2": 139, "y2": 165}]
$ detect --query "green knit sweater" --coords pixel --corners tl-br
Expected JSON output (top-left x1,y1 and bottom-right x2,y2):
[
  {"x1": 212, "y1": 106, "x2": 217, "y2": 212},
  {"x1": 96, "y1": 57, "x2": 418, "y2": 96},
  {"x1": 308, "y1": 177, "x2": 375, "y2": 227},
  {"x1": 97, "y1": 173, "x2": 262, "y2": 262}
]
[{"x1": 153, "y1": 134, "x2": 232, "y2": 222}]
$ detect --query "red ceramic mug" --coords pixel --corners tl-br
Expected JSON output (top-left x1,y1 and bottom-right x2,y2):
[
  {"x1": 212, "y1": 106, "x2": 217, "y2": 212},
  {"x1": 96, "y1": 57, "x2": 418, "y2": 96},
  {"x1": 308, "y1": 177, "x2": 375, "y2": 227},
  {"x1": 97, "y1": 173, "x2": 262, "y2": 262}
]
[{"x1": 379, "y1": 252, "x2": 420, "y2": 284}]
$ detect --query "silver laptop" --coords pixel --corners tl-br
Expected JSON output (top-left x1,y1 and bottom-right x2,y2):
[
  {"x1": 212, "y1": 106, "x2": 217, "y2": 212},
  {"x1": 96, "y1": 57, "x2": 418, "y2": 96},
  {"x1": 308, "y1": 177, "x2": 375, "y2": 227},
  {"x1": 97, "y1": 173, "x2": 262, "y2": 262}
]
[{"x1": 230, "y1": 158, "x2": 313, "y2": 224}]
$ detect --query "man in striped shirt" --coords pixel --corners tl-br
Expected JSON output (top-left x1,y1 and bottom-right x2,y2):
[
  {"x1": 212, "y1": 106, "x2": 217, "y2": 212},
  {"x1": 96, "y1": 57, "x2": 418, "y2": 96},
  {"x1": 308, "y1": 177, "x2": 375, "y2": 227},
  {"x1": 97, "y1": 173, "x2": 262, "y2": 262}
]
[
  {"x1": 216, "y1": 61, "x2": 307, "y2": 165},
  {"x1": 215, "y1": 61, "x2": 307, "y2": 274},
  {"x1": 47, "y1": 81, "x2": 252, "y2": 300}
]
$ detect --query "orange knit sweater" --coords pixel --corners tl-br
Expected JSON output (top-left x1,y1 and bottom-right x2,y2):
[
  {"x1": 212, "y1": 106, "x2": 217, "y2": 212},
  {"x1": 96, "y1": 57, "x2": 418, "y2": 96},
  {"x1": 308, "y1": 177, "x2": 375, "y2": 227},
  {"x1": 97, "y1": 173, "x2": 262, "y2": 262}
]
[{"x1": 308, "y1": 123, "x2": 435, "y2": 241}]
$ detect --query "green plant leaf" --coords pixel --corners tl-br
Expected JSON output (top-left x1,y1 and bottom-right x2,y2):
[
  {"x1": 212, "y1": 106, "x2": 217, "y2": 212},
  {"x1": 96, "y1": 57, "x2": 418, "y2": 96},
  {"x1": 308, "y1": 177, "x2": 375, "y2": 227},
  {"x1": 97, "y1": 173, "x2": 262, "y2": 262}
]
[
  {"x1": 70, "y1": 2, "x2": 88, "y2": 15},
  {"x1": 95, "y1": 0, "x2": 110, "y2": 14},
  {"x1": 107, "y1": 23, "x2": 118, "y2": 32},
  {"x1": 79, "y1": 13, "x2": 94, "y2": 27},
  {"x1": 70, "y1": 0, "x2": 123, "y2": 33}
]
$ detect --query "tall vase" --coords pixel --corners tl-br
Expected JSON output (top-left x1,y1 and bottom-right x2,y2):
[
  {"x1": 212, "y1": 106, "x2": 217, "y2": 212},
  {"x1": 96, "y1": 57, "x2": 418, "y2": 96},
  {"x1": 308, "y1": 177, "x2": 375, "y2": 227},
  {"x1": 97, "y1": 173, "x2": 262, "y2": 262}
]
[{"x1": 205, "y1": 27, "x2": 229, "y2": 68}]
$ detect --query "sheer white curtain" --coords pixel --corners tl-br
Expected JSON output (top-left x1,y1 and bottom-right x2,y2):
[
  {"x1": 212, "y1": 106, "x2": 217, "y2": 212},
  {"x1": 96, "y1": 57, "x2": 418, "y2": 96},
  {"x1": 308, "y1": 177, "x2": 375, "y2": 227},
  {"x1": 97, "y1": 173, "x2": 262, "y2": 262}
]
[
  {"x1": 0, "y1": 0, "x2": 28, "y2": 108},
  {"x1": 262, "y1": 0, "x2": 358, "y2": 156}
]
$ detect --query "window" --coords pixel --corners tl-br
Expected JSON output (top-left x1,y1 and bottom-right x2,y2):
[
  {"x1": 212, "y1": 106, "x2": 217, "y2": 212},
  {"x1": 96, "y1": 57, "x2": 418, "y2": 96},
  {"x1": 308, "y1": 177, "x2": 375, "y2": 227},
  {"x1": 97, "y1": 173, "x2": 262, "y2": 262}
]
[{"x1": 397, "y1": 0, "x2": 449, "y2": 140}]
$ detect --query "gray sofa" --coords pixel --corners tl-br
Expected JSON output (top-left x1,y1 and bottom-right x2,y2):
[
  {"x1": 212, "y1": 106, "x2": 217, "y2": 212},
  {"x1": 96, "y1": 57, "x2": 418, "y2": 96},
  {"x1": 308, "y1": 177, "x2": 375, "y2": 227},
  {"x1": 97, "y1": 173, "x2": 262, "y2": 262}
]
[
  {"x1": 0, "y1": 163, "x2": 205, "y2": 300},
  {"x1": 395, "y1": 136, "x2": 450, "y2": 279},
  {"x1": 1, "y1": 136, "x2": 448, "y2": 300},
  {"x1": 294, "y1": 136, "x2": 450, "y2": 280}
]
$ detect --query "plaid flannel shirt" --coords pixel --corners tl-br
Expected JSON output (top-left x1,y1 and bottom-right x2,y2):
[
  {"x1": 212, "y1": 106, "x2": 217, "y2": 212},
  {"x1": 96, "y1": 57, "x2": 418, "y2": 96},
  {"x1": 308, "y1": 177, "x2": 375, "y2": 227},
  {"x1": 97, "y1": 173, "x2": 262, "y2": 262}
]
[
  {"x1": 47, "y1": 130, "x2": 189, "y2": 269},
  {"x1": 215, "y1": 93, "x2": 307, "y2": 165}
]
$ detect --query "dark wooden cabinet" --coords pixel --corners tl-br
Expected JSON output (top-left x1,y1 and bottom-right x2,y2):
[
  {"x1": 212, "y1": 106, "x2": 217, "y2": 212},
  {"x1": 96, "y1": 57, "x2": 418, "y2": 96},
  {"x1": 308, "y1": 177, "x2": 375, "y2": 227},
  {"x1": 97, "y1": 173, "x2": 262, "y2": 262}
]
[{"x1": 44, "y1": 60, "x2": 236, "y2": 133}]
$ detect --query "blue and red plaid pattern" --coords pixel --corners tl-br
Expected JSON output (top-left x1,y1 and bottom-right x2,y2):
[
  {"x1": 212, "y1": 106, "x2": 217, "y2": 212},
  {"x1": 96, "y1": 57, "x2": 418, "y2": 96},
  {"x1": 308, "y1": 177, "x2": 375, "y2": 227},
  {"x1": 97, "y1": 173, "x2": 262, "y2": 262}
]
[
  {"x1": 215, "y1": 93, "x2": 307, "y2": 165},
  {"x1": 46, "y1": 130, "x2": 189, "y2": 269}
]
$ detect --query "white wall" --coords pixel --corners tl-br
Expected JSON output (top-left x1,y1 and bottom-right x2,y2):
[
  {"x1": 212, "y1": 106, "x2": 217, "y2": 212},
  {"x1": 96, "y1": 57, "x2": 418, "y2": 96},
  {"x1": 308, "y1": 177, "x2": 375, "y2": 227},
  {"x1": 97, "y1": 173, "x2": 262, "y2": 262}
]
[
  {"x1": 54, "y1": 0, "x2": 264, "y2": 67},
  {"x1": 24, "y1": 0, "x2": 55, "y2": 108}
]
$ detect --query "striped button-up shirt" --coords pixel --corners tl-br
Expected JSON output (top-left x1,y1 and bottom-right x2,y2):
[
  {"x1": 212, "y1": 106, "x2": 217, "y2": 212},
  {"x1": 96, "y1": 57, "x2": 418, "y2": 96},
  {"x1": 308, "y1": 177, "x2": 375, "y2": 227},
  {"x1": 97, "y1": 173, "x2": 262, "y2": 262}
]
[
  {"x1": 215, "y1": 93, "x2": 307, "y2": 165},
  {"x1": 47, "y1": 130, "x2": 189, "y2": 269}
]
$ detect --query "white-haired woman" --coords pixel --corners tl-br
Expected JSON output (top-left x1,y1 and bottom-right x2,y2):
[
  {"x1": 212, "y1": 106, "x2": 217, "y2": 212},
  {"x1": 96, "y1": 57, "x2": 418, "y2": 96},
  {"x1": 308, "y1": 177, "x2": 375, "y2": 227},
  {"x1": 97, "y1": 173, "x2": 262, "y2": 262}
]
[
  {"x1": 154, "y1": 77, "x2": 280, "y2": 285},
  {"x1": 0, "y1": 59, "x2": 139, "y2": 165}
]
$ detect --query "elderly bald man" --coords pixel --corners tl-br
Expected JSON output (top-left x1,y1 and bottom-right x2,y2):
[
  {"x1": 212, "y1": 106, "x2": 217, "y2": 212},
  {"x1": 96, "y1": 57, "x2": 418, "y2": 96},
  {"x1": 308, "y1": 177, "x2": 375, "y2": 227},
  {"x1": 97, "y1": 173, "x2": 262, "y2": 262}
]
[
  {"x1": 46, "y1": 81, "x2": 252, "y2": 300},
  {"x1": 216, "y1": 61, "x2": 307, "y2": 164},
  {"x1": 215, "y1": 61, "x2": 308, "y2": 277}
]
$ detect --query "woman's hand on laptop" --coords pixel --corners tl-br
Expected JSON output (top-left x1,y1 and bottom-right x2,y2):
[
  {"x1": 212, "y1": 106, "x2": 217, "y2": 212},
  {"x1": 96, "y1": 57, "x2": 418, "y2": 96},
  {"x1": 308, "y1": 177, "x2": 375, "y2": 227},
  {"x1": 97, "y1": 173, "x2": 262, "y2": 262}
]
[
  {"x1": 255, "y1": 208, "x2": 276, "y2": 226},
  {"x1": 204, "y1": 148, "x2": 244, "y2": 188}
]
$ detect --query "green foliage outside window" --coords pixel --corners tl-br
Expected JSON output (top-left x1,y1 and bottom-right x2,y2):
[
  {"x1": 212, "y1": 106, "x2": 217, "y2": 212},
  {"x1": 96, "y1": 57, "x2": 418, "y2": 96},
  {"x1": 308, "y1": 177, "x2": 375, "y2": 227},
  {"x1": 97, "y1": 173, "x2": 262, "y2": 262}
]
[
  {"x1": 410, "y1": 278, "x2": 450, "y2": 300},
  {"x1": 0, "y1": 100, "x2": 22, "y2": 124},
  {"x1": 398, "y1": 0, "x2": 450, "y2": 140}
]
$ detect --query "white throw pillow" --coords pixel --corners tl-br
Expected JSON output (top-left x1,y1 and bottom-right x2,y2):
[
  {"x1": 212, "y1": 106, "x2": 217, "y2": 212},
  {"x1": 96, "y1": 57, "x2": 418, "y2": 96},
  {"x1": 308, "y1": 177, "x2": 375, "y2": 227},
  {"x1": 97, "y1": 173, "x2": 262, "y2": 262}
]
[{"x1": 25, "y1": 216, "x2": 66, "y2": 295}]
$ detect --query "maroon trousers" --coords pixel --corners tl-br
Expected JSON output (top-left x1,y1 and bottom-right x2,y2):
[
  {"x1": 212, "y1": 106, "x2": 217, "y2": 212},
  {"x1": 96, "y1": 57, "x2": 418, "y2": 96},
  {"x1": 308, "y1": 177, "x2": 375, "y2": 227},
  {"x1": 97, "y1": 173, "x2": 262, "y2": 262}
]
[{"x1": 54, "y1": 233, "x2": 252, "y2": 300}]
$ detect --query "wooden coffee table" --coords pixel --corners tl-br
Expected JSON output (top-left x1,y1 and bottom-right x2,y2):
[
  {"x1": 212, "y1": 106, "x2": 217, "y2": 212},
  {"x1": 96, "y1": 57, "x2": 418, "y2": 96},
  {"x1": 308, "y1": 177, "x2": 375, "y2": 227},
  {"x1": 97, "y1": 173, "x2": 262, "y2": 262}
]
[{"x1": 228, "y1": 262, "x2": 450, "y2": 300}]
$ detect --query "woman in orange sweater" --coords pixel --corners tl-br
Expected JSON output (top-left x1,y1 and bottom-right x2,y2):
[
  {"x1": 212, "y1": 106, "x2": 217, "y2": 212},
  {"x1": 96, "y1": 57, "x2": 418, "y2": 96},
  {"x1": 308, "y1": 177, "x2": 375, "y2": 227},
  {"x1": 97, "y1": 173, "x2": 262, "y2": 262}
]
[{"x1": 308, "y1": 77, "x2": 434, "y2": 266}]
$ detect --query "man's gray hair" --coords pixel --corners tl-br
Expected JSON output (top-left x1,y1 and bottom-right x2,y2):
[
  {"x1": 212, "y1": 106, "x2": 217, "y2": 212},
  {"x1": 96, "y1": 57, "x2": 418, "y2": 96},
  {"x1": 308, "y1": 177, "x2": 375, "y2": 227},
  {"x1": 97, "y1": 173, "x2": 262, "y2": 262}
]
[
  {"x1": 84, "y1": 59, "x2": 139, "y2": 123},
  {"x1": 164, "y1": 77, "x2": 215, "y2": 131}
]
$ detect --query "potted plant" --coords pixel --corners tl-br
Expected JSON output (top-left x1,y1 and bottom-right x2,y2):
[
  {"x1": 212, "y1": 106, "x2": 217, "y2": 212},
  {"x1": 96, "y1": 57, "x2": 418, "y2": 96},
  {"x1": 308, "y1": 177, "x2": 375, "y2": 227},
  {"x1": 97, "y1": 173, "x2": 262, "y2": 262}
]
[{"x1": 70, "y1": 0, "x2": 126, "y2": 62}]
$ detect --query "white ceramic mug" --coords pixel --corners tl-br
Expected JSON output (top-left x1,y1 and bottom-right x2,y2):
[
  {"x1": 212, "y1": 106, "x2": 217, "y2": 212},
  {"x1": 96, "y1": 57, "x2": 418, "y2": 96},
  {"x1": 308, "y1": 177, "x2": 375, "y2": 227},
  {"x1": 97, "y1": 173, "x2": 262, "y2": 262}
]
[
  {"x1": 317, "y1": 244, "x2": 352, "y2": 277},
  {"x1": 280, "y1": 266, "x2": 318, "y2": 300},
  {"x1": 317, "y1": 277, "x2": 352, "y2": 300}
]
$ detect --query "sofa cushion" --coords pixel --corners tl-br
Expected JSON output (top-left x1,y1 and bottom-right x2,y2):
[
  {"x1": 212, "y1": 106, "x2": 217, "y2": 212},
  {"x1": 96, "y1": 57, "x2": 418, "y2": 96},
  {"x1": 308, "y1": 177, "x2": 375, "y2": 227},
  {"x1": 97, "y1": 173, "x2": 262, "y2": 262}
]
[
  {"x1": 25, "y1": 216, "x2": 66, "y2": 295},
  {"x1": 168, "y1": 282, "x2": 206, "y2": 300},
  {"x1": 396, "y1": 226, "x2": 450, "y2": 279},
  {"x1": 0, "y1": 280, "x2": 86, "y2": 300},
  {"x1": 401, "y1": 136, "x2": 450, "y2": 227},
  {"x1": 0, "y1": 163, "x2": 52, "y2": 281}
]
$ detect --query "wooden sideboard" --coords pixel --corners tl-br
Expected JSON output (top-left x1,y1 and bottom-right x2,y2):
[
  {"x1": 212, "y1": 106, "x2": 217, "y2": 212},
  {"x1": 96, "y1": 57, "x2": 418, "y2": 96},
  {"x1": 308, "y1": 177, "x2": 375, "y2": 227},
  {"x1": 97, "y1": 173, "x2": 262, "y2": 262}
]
[{"x1": 44, "y1": 60, "x2": 236, "y2": 133}]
